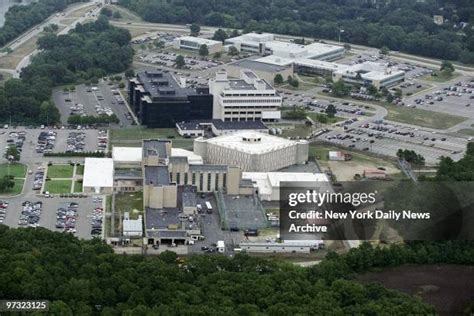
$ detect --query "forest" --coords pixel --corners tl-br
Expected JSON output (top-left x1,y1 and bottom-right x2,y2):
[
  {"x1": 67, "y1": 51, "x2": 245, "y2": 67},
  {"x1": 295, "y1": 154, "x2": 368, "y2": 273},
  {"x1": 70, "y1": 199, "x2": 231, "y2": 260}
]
[
  {"x1": 0, "y1": 0, "x2": 84, "y2": 47},
  {"x1": 2, "y1": 225, "x2": 473, "y2": 315},
  {"x1": 0, "y1": 17, "x2": 133, "y2": 125},
  {"x1": 118, "y1": 0, "x2": 474, "y2": 64}
]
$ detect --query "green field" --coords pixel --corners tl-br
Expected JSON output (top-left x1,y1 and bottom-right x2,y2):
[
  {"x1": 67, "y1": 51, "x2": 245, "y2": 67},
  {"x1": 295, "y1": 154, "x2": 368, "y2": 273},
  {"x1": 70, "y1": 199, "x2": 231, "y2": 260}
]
[
  {"x1": 0, "y1": 163, "x2": 26, "y2": 178},
  {"x1": 47, "y1": 165, "x2": 74, "y2": 179},
  {"x1": 75, "y1": 165, "x2": 85, "y2": 176},
  {"x1": 309, "y1": 143, "x2": 392, "y2": 164},
  {"x1": 44, "y1": 180, "x2": 72, "y2": 194},
  {"x1": 456, "y1": 129, "x2": 474, "y2": 136},
  {"x1": 110, "y1": 127, "x2": 193, "y2": 149},
  {"x1": 115, "y1": 192, "x2": 143, "y2": 219},
  {"x1": 383, "y1": 104, "x2": 467, "y2": 129},
  {"x1": 421, "y1": 71, "x2": 460, "y2": 83},
  {"x1": 0, "y1": 179, "x2": 24, "y2": 196},
  {"x1": 73, "y1": 181, "x2": 83, "y2": 193}
]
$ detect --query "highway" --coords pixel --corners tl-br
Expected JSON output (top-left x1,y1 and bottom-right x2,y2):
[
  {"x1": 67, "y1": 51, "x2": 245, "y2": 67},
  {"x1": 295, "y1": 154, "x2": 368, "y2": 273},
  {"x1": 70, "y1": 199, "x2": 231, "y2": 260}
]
[{"x1": 0, "y1": 1, "x2": 106, "y2": 78}]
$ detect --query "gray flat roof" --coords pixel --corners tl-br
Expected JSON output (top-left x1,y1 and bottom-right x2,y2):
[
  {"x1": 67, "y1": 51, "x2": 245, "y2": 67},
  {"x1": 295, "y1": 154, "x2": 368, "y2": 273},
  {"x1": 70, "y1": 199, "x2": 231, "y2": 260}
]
[
  {"x1": 182, "y1": 191, "x2": 196, "y2": 208},
  {"x1": 144, "y1": 166, "x2": 170, "y2": 186},
  {"x1": 114, "y1": 169, "x2": 142, "y2": 179},
  {"x1": 143, "y1": 139, "x2": 170, "y2": 158},
  {"x1": 189, "y1": 164, "x2": 228, "y2": 172},
  {"x1": 136, "y1": 70, "x2": 198, "y2": 99},
  {"x1": 231, "y1": 59, "x2": 291, "y2": 73}
]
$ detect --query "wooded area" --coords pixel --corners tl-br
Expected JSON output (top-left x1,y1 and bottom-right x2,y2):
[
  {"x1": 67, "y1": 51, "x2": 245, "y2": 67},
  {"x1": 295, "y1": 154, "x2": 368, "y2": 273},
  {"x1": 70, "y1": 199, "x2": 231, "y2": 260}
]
[{"x1": 119, "y1": 0, "x2": 474, "y2": 63}]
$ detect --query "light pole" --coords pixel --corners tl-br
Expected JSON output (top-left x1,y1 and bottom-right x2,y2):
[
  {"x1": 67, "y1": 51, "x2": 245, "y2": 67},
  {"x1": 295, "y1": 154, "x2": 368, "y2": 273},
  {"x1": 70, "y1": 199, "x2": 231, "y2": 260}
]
[{"x1": 339, "y1": 29, "x2": 345, "y2": 43}]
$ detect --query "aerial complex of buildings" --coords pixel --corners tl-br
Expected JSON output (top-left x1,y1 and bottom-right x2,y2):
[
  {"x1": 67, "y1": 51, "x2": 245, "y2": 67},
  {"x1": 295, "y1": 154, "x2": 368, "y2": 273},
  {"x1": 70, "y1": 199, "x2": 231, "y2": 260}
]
[
  {"x1": 81, "y1": 137, "x2": 324, "y2": 247},
  {"x1": 129, "y1": 32, "x2": 406, "y2": 128}
]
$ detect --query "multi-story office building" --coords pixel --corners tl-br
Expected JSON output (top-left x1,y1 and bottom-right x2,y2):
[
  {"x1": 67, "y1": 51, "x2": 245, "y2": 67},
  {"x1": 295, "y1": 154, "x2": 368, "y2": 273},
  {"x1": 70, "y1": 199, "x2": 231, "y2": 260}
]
[
  {"x1": 332, "y1": 61, "x2": 405, "y2": 89},
  {"x1": 209, "y1": 69, "x2": 282, "y2": 122},
  {"x1": 129, "y1": 70, "x2": 213, "y2": 128},
  {"x1": 194, "y1": 131, "x2": 309, "y2": 172},
  {"x1": 173, "y1": 36, "x2": 223, "y2": 54}
]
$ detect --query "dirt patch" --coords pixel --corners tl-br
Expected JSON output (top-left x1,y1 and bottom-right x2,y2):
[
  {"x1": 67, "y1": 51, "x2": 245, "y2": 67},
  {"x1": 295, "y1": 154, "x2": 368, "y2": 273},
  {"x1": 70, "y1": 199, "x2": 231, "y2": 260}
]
[
  {"x1": 327, "y1": 160, "x2": 399, "y2": 181},
  {"x1": 356, "y1": 264, "x2": 474, "y2": 315}
]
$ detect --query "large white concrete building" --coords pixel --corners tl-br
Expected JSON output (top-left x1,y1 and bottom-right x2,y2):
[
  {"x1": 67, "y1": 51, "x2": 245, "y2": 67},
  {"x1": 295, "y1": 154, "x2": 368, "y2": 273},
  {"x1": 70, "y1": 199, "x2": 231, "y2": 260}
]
[
  {"x1": 225, "y1": 33, "x2": 344, "y2": 61},
  {"x1": 242, "y1": 172, "x2": 330, "y2": 201},
  {"x1": 83, "y1": 158, "x2": 114, "y2": 194},
  {"x1": 332, "y1": 61, "x2": 405, "y2": 89},
  {"x1": 209, "y1": 69, "x2": 282, "y2": 122},
  {"x1": 173, "y1": 36, "x2": 223, "y2": 54},
  {"x1": 194, "y1": 131, "x2": 309, "y2": 172}
]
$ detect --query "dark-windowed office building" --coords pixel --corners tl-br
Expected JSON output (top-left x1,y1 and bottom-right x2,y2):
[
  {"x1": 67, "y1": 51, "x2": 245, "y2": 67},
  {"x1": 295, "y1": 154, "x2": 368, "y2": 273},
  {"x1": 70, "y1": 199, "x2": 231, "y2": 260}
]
[{"x1": 129, "y1": 70, "x2": 213, "y2": 128}]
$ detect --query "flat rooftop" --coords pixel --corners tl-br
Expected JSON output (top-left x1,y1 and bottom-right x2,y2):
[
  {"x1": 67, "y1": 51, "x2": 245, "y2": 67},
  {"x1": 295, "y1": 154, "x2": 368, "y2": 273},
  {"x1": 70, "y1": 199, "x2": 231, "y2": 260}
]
[
  {"x1": 177, "y1": 36, "x2": 221, "y2": 46},
  {"x1": 83, "y1": 158, "x2": 114, "y2": 188},
  {"x1": 203, "y1": 131, "x2": 305, "y2": 154},
  {"x1": 136, "y1": 70, "x2": 206, "y2": 99},
  {"x1": 112, "y1": 146, "x2": 142, "y2": 163},
  {"x1": 230, "y1": 58, "x2": 291, "y2": 72},
  {"x1": 144, "y1": 165, "x2": 170, "y2": 186},
  {"x1": 143, "y1": 139, "x2": 170, "y2": 158}
]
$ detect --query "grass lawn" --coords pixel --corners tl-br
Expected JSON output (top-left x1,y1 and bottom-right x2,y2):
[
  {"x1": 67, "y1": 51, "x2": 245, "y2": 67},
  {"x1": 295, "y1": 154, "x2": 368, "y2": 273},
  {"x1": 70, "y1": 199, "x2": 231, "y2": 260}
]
[
  {"x1": 281, "y1": 124, "x2": 314, "y2": 138},
  {"x1": 382, "y1": 103, "x2": 467, "y2": 129},
  {"x1": 306, "y1": 113, "x2": 345, "y2": 124},
  {"x1": 47, "y1": 165, "x2": 74, "y2": 179},
  {"x1": 0, "y1": 179, "x2": 24, "y2": 196},
  {"x1": 421, "y1": 71, "x2": 460, "y2": 83},
  {"x1": 44, "y1": 180, "x2": 72, "y2": 194},
  {"x1": 110, "y1": 127, "x2": 193, "y2": 149},
  {"x1": 73, "y1": 181, "x2": 83, "y2": 193},
  {"x1": 309, "y1": 143, "x2": 392, "y2": 165},
  {"x1": 0, "y1": 163, "x2": 26, "y2": 178},
  {"x1": 115, "y1": 192, "x2": 144, "y2": 219},
  {"x1": 456, "y1": 129, "x2": 474, "y2": 136},
  {"x1": 75, "y1": 165, "x2": 85, "y2": 176}
]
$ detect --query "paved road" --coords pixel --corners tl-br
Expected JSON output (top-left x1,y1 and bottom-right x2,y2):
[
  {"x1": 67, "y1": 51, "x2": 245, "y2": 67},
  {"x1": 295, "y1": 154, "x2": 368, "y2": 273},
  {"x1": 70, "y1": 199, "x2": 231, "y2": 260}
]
[{"x1": 14, "y1": 1, "x2": 105, "y2": 77}]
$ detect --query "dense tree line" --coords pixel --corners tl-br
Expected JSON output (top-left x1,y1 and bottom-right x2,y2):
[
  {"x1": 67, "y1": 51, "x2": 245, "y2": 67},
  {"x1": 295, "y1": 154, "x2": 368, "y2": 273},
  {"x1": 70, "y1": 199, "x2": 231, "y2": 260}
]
[
  {"x1": 119, "y1": 0, "x2": 474, "y2": 64},
  {"x1": 0, "y1": 226, "x2": 444, "y2": 315},
  {"x1": 0, "y1": 0, "x2": 85, "y2": 46},
  {"x1": 436, "y1": 142, "x2": 474, "y2": 180},
  {"x1": 0, "y1": 17, "x2": 133, "y2": 125}
]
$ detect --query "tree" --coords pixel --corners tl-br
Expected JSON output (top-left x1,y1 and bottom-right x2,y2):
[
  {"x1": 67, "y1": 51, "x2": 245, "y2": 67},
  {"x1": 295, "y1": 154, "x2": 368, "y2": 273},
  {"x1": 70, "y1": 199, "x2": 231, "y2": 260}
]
[
  {"x1": 331, "y1": 79, "x2": 350, "y2": 97},
  {"x1": 326, "y1": 103, "x2": 337, "y2": 118},
  {"x1": 112, "y1": 11, "x2": 122, "y2": 19},
  {"x1": 440, "y1": 60, "x2": 455, "y2": 76},
  {"x1": 213, "y1": 52, "x2": 222, "y2": 59},
  {"x1": 366, "y1": 84, "x2": 378, "y2": 96},
  {"x1": 199, "y1": 44, "x2": 209, "y2": 57},
  {"x1": 100, "y1": 7, "x2": 113, "y2": 17},
  {"x1": 5, "y1": 145, "x2": 20, "y2": 162},
  {"x1": 274, "y1": 74, "x2": 284, "y2": 85},
  {"x1": 0, "y1": 176, "x2": 14, "y2": 193},
  {"x1": 212, "y1": 29, "x2": 228, "y2": 42},
  {"x1": 175, "y1": 55, "x2": 186, "y2": 68},
  {"x1": 118, "y1": 82, "x2": 125, "y2": 89},
  {"x1": 289, "y1": 78, "x2": 299, "y2": 88},
  {"x1": 125, "y1": 69, "x2": 135, "y2": 78},
  {"x1": 228, "y1": 46, "x2": 239, "y2": 56},
  {"x1": 190, "y1": 23, "x2": 200, "y2": 36},
  {"x1": 379, "y1": 46, "x2": 390, "y2": 55},
  {"x1": 153, "y1": 40, "x2": 165, "y2": 49},
  {"x1": 343, "y1": 43, "x2": 351, "y2": 51}
]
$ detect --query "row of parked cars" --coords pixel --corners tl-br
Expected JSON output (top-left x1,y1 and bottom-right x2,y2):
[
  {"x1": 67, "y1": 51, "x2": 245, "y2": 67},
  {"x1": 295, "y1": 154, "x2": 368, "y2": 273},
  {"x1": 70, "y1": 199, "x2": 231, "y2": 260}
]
[
  {"x1": 32, "y1": 167, "x2": 45, "y2": 191},
  {"x1": 18, "y1": 201, "x2": 42, "y2": 227},
  {"x1": 66, "y1": 132, "x2": 86, "y2": 153},
  {"x1": 56, "y1": 202, "x2": 79, "y2": 234},
  {"x1": 97, "y1": 130, "x2": 108, "y2": 152},
  {"x1": 6, "y1": 131, "x2": 26, "y2": 156},
  {"x1": 0, "y1": 200, "x2": 9, "y2": 224},
  {"x1": 36, "y1": 131, "x2": 57, "y2": 154},
  {"x1": 91, "y1": 207, "x2": 103, "y2": 236}
]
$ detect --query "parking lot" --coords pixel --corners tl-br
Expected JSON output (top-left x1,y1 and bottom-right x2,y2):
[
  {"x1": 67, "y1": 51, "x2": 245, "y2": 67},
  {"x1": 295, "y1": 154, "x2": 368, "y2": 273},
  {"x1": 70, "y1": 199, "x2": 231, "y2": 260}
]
[
  {"x1": 53, "y1": 82, "x2": 134, "y2": 126},
  {"x1": 318, "y1": 119, "x2": 468, "y2": 164},
  {"x1": 1, "y1": 193, "x2": 104, "y2": 239},
  {"x1": 138, "y1": 50, "x2": 223, "y2": 70},
  {"x1": 402, "y1": 77, "x2": 474, "y2": 119}
]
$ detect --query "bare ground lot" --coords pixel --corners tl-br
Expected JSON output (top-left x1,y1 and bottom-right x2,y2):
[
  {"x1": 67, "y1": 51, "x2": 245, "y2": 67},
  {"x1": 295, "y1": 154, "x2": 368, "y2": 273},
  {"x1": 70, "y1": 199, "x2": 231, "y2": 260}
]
[{"x1": 356, "y1": 264, "x2": 474, "y2": 315}]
